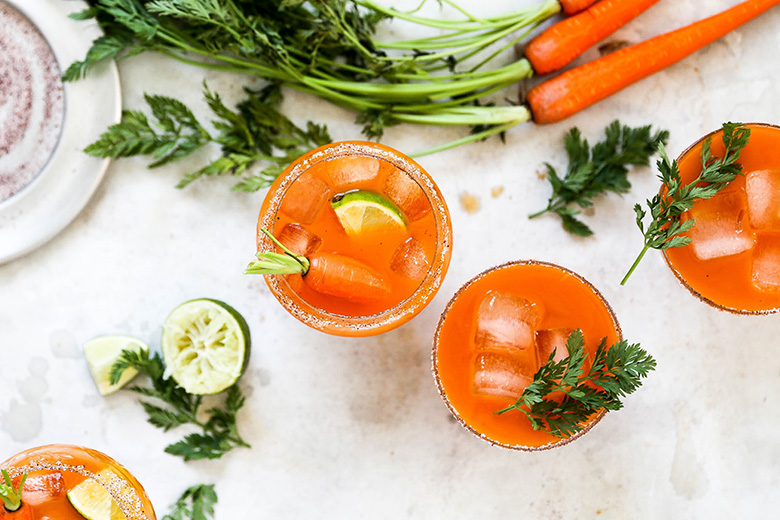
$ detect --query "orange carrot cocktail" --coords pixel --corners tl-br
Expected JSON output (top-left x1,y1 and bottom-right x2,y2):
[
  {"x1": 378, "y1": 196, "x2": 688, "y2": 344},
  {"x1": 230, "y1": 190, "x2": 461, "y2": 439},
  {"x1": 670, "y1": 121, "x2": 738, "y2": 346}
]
[
  {"x1": 247, "y1": 141, "x2": 452, "y2": 336},
  {"x1": 664, "y1": 123, "x2": 780, "y2": 313},
  {"x1": 433, "y1": 261, "x2": 627, "y2": 450},
  {"x1": 1, "y1": 444, "x2": 155, "y2": 520}
]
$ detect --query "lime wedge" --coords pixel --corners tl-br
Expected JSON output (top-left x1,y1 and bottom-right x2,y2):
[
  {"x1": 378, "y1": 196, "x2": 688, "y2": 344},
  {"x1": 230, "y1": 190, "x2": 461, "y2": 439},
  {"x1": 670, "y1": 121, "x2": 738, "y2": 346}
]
[
  {"x1": 83, "y1": 335, "x2": 148, "y2": 396},
  {"x1": 161, "y1": 299, "x2": 250, "y2": 395},
  {"x1": 331, "y1": 190, "x2": 406, "y2": 236},
  {"x1": 66, "y1": 470, "x2": 127, "y2": 520}
]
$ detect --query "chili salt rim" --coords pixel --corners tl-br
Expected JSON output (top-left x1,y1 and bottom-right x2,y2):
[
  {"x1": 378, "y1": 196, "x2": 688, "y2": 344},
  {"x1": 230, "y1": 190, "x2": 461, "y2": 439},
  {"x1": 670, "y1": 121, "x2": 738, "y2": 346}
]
[
  {"x1": 431, "y1": 259, "x2": 622, "y2": 452},
  {"x1": 0, "y1": 0, "x2": 121, "y2": 264},
  {"x1": 661, "y1": 122, "x2": 780, "y2": 316},
  {"x1": 259, "y1": 141, "x2": 452, "y2": 336}
]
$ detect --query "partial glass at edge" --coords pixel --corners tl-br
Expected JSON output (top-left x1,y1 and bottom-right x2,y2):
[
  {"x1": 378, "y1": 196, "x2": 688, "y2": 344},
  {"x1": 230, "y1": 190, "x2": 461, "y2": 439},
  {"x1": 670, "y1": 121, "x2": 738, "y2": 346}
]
[
  {"x1": 257, "y1": 141, "x2": 452, "y2": 337},
  {"x1": 432, "y1": 260, "x2": 622, "y2": 451},
  {"x1": 663, "y1": 123, "x2": 780, "y2": 314},
  {"x1": 1, "y1": 444, "x2": 156, "y2": 520}
]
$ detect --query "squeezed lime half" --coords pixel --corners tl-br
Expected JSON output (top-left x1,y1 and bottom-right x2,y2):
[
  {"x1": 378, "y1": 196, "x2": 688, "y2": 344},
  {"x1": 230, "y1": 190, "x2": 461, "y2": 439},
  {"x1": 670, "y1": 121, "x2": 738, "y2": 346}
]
[
  {"x1": 331, "y1": 190, "x2": 406, "y2": 236},
  {"x1": 66, "y1": 470, "x2": 127, "y2": 520},
  {"x1": 83, "y1": 335, "x2": 148, "y2": 396},
  {"x1": 161, "y1": 299, "x2": 250, "y2": 395}
]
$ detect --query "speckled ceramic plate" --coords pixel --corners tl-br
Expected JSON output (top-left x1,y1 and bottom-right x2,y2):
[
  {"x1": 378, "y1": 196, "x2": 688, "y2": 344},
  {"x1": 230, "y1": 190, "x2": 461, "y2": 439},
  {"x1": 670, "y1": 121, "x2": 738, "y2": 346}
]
[{"x1": 0, "y1": 0, "x2": 120, "y2": 264}]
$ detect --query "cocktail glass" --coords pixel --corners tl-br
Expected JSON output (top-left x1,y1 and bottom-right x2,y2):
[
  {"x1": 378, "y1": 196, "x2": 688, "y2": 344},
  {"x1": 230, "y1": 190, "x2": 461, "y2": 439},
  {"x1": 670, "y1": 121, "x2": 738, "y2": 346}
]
[
  {"x1": 1, "y1": 444, "x2": 155, "y2": 520},
  {"x1": 663, "y1": 123, "x2": 780, "y2": 314},
  {"x1": 432, "y1": 260, "x2": 622, "y2": 451},
  {"x1": 254, "y1": 141, "x2": 452, "y2": 336}
]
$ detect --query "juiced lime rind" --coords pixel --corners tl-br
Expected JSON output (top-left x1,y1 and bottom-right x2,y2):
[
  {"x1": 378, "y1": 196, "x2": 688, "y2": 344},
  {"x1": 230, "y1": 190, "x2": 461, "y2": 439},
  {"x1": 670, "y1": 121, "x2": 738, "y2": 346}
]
[
  {"x1": 66, "y1": 470, "x2": 127, "y2": 520},
  {"x1": 331, "y1": 190, "x2": 406, "y2": 235},
  {"x1": 161, "y1": 298, "x2": 250, "y2": 395},
  {"x1": 83, "y1": 335, "x2": 148, "y2": 396}
]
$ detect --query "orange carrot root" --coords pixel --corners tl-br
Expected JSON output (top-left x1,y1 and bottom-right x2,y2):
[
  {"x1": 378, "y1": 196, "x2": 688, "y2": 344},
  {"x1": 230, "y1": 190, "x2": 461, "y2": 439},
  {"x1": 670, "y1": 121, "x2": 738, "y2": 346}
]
[
  {"x1": 528, "y1": 0, "x2": 780, "y2": 124},
  {"x1": 526, "y1": 0, "x2": 661, "y2": 76},
  {"x1": 558, "y1": 0, "x2": 599, "y2": 15},
  {"x1": 305, "y1": 253, "x2": 391, "y2": 304}
]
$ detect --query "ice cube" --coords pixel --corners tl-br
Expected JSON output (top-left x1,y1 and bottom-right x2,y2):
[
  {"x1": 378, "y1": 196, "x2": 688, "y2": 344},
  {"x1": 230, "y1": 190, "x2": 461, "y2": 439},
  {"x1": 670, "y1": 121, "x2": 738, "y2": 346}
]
[
  {"x1": 688, "y1": 189, "x2": 755, "y2": 260},
  {"x1": 535, "y1": 328, "x2": 574, "y2": 364},
  {"x1": 472, "y1": 353, "x2": 532, "y2": 398},
  {"x1": 382, "y1": 167, "x2": 430, "y2": 222},
  {"x1": 390, "y1": 237, "x2": 430, "y2": 281},
  {"x1": 474, "y1": 291, "x2": 540, "y2": 371},
  {"x1": 279, "y1": 173, "x2": 329, "y2": 224},
  {"x1": 323, "y1": 156, "x2": 380, "y2": 191},
  {"x1": 752, "y1": 235, "x2": 780, "y2": 292},
  {"x1": 20, "y1": 471, "x2": 65, "y2": 506},
  {"x1": 278, "y1": 223, "x2": 322, "y2": 256},
  {"x1": 746, "y1": 169, "x2": 780, "y2": 230}
]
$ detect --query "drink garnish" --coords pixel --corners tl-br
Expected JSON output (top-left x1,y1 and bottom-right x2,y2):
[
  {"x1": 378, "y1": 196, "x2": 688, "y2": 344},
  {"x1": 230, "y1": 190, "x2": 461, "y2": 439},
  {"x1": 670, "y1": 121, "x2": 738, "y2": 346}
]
[
  {"x1": 66, "y1": 470, "x2": 126, "y2": 520},
  {"x1": 529, "y1": 120, "x2": 669, "y2": 236},
  {"x1": 622, "y1": 122, "x2": 751, "y2": 284},
  {"x1": 331, "y1": 190, "x2": 407, "y2": 236},
  {"x1": 1, "y1": 469, "x2": 27, "y2": 512},
  {"x1": 110, "y1": 349, "x2": 250, "y2": 461},
  {"x1": 162, "y1": 484, "x2": 217, "y2": 520},
  {"x1": 495, "y1": 329, "x2": 656, "y2": 439}
]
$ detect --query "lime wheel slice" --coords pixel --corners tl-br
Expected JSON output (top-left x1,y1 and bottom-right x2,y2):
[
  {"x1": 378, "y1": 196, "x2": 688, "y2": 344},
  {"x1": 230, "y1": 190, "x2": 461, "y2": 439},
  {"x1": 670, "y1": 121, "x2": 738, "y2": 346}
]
[{"x1": 66, "y1": 470, "x2": 126, "y2": 520}]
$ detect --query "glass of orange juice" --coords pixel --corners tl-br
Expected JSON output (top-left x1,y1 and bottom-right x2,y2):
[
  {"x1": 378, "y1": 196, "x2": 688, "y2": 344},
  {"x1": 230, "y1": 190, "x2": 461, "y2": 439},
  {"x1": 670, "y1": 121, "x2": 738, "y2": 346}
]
[
  {"x1": 1, "y1": 444, "x2": 155, "y2": 520},
  {"x1": 432, "y1": 260, "x2": 622, "y2": 451},
  {"x1": 664, "y1": 123, "x2": 780, "y2": 313},
  {"x1": 248, "y1": 141, "x2": 452, "y2": 336}
]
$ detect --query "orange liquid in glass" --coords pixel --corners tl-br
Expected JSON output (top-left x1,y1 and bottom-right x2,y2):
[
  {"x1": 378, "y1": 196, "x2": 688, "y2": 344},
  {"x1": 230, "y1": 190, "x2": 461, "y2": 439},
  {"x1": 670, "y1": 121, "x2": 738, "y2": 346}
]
[
  {"x1": 257, "y1": 141, "x2": 452, "y2": 336},
  {"x1": 433, "y1": 261, "x2": 620, "y2": 449},
  {"x1": 664, "y1": 124, "x2": 780, "y2": 313},
  {"x1": 1, "y1": 445, "x2": 155, "y2": 520}
]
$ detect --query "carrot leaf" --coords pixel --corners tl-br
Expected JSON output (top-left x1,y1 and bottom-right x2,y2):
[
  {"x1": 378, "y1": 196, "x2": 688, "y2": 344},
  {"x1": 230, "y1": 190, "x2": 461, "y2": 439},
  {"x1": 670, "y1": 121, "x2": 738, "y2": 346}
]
[
  {"x1": 85, "y1": 83, "x2": 331, "y2": 192},
  {"x1": 495, "y1": 330, "x2": 656, "y2": 439},
  {"x1": 530, "y1": 121, "x2": 669, "y2": 237},
  {"x1": 621, "y1": 122, "x2": 750, "y2": 285},
  {"x1": 1, "y1": 469, "x2": 27, "y2": 512}
]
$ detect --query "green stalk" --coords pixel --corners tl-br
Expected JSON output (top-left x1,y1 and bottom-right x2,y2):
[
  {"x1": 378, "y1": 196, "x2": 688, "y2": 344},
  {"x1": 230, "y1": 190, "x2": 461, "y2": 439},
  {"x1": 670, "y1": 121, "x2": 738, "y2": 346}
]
[
  {"x1": 1, "y1": 470, "x2": 27, "y2": 513},
  {"x1": 621, "y1": 245, "x2": 651, "y2": 285},
  {"x1": 410, "y1": 119, "x2": 528, "y2": 157}
]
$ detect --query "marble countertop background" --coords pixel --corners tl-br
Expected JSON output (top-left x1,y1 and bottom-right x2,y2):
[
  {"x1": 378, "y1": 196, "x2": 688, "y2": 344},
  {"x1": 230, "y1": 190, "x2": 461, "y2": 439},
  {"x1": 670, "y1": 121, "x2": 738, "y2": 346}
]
[{"x1": 2, "y1": 1, "x2": 780, "y2": 518}]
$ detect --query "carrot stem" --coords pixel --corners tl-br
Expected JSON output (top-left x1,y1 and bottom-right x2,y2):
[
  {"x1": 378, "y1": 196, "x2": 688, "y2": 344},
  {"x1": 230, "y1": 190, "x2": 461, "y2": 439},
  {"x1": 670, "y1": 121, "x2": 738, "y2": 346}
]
[{"x1": 528, "y1": 0, "x2": 780, "y2": 124}]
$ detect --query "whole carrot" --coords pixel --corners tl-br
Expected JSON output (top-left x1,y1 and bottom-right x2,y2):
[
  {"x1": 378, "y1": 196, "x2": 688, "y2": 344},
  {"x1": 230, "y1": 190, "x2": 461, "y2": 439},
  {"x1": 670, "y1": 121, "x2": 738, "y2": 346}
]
[
  {"x1": 526, "y1": 0, "x2": 662, "y2": 75},
  {"x1": 246, "y1": 229, "x2": 391, "y2": 304},
  {"x1": 528, "y1": 0, "x2": 780, "y2": 124},
  {"x1": 559, "y1": 0, "x2": 600, "y2": 14}
]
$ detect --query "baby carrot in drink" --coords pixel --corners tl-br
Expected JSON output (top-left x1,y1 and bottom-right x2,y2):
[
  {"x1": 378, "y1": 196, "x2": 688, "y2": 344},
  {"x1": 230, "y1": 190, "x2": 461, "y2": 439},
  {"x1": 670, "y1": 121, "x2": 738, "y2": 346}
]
[{"x1": 248, "y1": 141, "x2": 452, "y2": 336}]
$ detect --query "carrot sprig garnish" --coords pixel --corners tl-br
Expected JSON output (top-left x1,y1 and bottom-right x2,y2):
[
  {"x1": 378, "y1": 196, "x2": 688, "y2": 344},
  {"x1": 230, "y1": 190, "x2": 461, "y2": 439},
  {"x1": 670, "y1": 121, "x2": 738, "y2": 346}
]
[
  {"x1": 0, "y1": 469, "x2": 27, "y2": 512},
  {"x1": 530, "y1": 120, "x2": 669, "y2": 237},
  {"x1": 621, "y1": 122, "x2": 751, "y2": 285},
  {"x1": 496, "y1": 330, "x2": 656, "y2": 439}
]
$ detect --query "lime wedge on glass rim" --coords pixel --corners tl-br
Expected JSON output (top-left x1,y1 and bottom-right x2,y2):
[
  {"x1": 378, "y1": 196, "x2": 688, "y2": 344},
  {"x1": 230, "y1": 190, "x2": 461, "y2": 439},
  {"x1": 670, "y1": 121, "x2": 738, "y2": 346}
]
[
  {"x1": 83, "y1": 335, "x2": 148, "y2": 396},
  {"x1": 331, "y1": 190, "x2": 406, "y2": 236},
  {"x1": 66, "y1": 470, "x2": 127, "y2": 520},
  {"x1": 161, "y1": 298, "x2": 250, "y2": 395}
]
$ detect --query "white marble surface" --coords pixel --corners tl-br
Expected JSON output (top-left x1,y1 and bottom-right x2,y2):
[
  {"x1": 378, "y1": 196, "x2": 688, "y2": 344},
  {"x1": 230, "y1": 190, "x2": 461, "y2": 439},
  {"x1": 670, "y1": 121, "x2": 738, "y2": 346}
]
[{"x1": 2, "y1": 1, "x2": 780, "y2": 518}]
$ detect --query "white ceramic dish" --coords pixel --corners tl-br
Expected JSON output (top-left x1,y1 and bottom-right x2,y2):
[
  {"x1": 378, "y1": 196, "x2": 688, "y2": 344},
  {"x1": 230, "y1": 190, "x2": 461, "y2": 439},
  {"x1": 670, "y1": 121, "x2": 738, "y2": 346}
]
[{"x1": 0, "y1": 0, "x2": 121, "y2": 264}]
